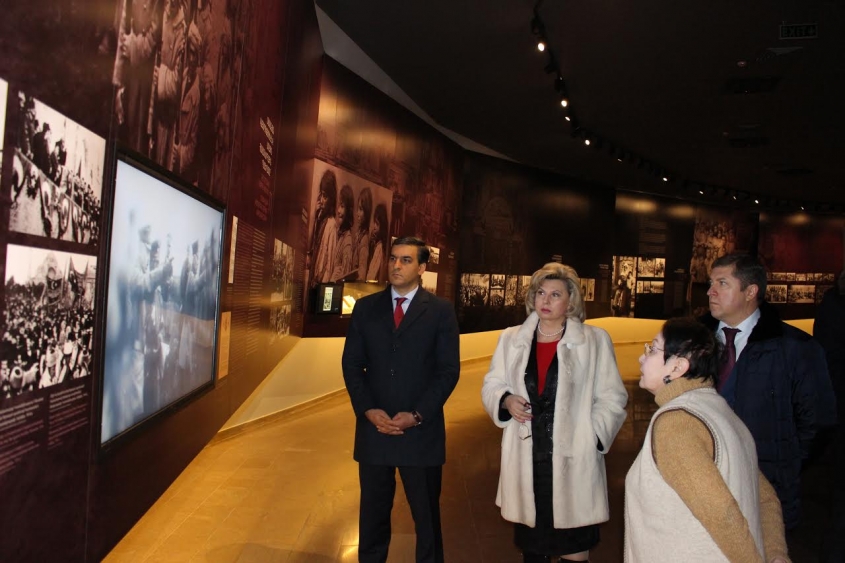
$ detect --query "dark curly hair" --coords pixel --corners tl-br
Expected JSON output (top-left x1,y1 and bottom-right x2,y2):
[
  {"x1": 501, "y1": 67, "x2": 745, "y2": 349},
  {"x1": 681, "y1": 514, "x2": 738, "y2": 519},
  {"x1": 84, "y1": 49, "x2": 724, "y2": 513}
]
[{"x1": 661, "y1": 317, "x2": 721, "y2": 385}]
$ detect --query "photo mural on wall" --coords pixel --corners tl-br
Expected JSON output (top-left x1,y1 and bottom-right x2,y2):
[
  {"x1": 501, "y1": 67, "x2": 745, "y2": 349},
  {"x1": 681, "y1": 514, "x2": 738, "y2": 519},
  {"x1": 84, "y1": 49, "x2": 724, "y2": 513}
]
[
  {"x1": 610, "y1": 256, "x2": 636, "y2": 317},
  {"x1": 111, "y1": 0, "x2": 240, "y2": 201},
  {"x1": 687, "y1": 207, "x2": 757, "y2": 317},
  {"x1": 306, "y1": 160, "x2": 393, "y2": 289},
  {"x1": 314, "y1": 58, "x2": 464, "y2": 308},
  {"x1": 10, "y1": 94, "x2": 105, "y2": 245}
]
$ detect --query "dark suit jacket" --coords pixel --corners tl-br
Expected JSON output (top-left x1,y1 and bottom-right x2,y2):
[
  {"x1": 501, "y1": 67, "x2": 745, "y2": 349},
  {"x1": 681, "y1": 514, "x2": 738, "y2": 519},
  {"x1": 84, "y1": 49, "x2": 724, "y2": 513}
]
[{"x1": 342, "y1": 287, "x2": 460, "y2": 467}]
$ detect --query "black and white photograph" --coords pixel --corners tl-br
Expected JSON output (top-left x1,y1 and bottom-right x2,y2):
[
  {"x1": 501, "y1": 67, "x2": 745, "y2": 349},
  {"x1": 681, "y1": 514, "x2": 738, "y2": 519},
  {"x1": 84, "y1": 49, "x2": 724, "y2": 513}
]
[
  {"x1": 270, "y1": 304, "x2": 291, "y2": 341},
  {"x1": 271, "y1": 239, "x2": 295, "y2": 302},
  {"x1": 766, "y1": 284, "x2": 787, "y2": 304},
  {"x1": 823, "y1": 272, "x2": 835, "y2": 282},
  {"x1": 101, "y1": 157, "x2": 223, "y2": 444},
  {"x1": 429, "y1": 246, "x2": 441, "y2": 266},
  {"x1": 10, "y1": 93, "x2": 105, "y2": 245},
  {"x1": 636, "y1": 281, "x2": 645, "y2": 294},
  {"x1": 0, "y1": 77, "x2": 6, "y2": 186},
  {"x1": 770, "y1": 271, "x2": 786, "y2": 281},
  {"x1": 2, "y1": 245, "x2": 96, "y2": 401},
  {"x1": 650, "y1": 281, "x2": 664, "y2": 294},
  {"x1": 580, "y1": 278, "x2": 596, "y2": 302},
  {"x1": 422, "y1": 271, "x2": 438, "y2": 294},
  {"x1": 653, "y1": 258, "x2": 666, "y2": 278},
  {"x1": 504, "y1": 275, "x2": 519, "y2": 307},
  {"x1": 611, "y1": 256, "x2": 636, "y2": 317},
  {"x1": 490, "y1": 274, "x2": 506, "y2": 290},
  {"x1": 490, "y1": 288, "x2": 505, "y2": 308},
  {"x1": 637, "y1": 257, "x2": 656, "y2": 278},
  {"x1": 111, "y1": 0, "x2": 239, "y2": 200},
  {"x1": 787, "y1": 284, "x2": 814, "y2": 304},
  {"x1": 459, "y1": 273, "x2": 490, "y2": 308},
  {"x1": 786, "y1": 272, "x2": 796, "y2": 282},
  {"x1": 795, "y1": 273, "x2": 807, "y2": 282},
  {"x1": 307, "y1": 160, "x2": 393, "y2": 288}
]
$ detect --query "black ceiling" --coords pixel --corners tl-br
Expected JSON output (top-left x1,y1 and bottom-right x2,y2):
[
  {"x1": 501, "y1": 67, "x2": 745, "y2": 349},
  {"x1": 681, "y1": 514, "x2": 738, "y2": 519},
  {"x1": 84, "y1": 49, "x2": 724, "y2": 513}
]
[{"x1": 316, "y1": 0, "x2": 845, "y2": 210}]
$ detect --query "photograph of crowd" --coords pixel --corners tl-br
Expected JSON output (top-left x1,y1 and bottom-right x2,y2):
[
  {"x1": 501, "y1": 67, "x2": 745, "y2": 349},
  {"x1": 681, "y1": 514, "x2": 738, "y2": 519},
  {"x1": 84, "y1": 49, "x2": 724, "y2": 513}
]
[
  {"x1": 459, "y1": 273, "x2": 490, "y2": 308},
  {"x1": 271, "y1": 239, "x2": 295, "y2": 302},
  {"x1": 9, "y1": 94, "x2": 104, "y2": 245},
  {"x1": 580, "y1": 278, "x2": 596, "y2": 302},
  {"x1": 504, "y1": 275, "x2": 519, "y2": 307},
  {"x1": 766, "y1": 284, "x2": 787, "y2": 304},
  {"x1": 1, "y1": 245, "x2": 96, "y2": 401},
  {"x1": 491, "y1": 274, "x2": 506, "y2": 290},
  {"x1": 307, "y1": 161, "x2": 393, "y2": 289},
  {"x1": 637, "y1": 257, "x2": 665, "y2": 278},
  {"x1": 611, "y1": 256, "x2": 636, "y2": 317},
  {"x1": 0, "y1": 78, "x2": 6, "y2": 186},
  {"x1": 101, "y1": 159, "x2": 223, "y2": 444},
  {"x1": 770, "y1": 272, "x2": 788, "y2": 281},
  {"x1": 690, "y1": 216, "x2": 737, "y2": 283},
  {"x1": 787, "y1": 285, "x2": 815, "y2": 304},
  {"x1": 111, "y1": 0, "x2": 238, "y2": 199},
  {"x1": 636, "y1": 280, "x2": 664, "y2": 295},
  {"x1": 795, "y1": 273, "x2": 807, "y2": 282}
]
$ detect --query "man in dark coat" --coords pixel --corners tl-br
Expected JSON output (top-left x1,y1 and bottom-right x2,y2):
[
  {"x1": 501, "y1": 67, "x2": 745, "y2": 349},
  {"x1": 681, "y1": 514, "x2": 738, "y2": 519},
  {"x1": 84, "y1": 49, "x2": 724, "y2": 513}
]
[
  {"x1": 814, "y1": 270, "x2": 845, "y2": 562},
  {"x1": 342, "y1": 236, "x2": 460, "y2": 563},
  {"x1": 700, "y1": 253, "x2": 836, "y2": 530}
]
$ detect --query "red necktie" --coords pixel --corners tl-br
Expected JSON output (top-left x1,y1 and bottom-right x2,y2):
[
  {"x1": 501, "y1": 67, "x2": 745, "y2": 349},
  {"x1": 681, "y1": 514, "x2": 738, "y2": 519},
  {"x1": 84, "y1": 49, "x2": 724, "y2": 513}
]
[
  {"x1": 394, "y1": 297, "x2": 407, "y2": 328},
  {"x1": 717, "y1": 327, "x2": 740, "y2": 391}
]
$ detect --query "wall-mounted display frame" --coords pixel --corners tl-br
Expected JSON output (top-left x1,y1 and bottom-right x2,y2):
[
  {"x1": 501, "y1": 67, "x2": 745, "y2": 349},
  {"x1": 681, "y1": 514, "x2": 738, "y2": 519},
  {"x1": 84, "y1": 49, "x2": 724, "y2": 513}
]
[{"x1": 98, "y1": 151, "x2": 225, "y2": 448}]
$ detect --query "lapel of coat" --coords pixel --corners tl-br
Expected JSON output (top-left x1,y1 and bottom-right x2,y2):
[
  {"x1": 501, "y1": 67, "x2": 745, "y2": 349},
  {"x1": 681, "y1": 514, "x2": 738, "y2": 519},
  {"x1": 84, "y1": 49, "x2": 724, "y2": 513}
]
[
  {"x1": 375, "y1": 288, "x2": 396, "y2": 330},
  {"x1": 396, "y1": 288, "x2": 429, "y2": 335}
]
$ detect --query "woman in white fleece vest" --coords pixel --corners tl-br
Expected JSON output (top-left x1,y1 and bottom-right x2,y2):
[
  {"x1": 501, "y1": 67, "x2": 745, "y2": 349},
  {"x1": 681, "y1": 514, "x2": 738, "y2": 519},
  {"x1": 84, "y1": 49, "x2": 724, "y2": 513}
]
[{"x1": 624, "y1": 318, "x2": 790, "y2": 563}]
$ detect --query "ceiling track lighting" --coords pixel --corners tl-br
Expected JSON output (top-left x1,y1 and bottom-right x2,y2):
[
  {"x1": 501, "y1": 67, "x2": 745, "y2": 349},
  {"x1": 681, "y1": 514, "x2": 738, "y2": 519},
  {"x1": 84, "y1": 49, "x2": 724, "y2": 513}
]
[{"x1": 527, "y1": 6, "x2": 841, "y2": 215}]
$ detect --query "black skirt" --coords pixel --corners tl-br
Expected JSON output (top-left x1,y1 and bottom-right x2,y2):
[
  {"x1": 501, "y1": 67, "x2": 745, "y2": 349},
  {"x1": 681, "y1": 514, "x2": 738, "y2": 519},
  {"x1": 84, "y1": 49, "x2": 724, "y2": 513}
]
[{"x1": 514, "y1": 458, "x2": 600, "y2": 556}]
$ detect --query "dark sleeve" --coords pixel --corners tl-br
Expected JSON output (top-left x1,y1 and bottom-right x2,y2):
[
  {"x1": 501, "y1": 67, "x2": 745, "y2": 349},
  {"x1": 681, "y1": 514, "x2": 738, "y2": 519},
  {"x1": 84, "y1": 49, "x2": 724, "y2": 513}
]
[
  {"x1": 790, "y1": 336, "x2": 837, "y2": 459},
  {"x1": 414, "y1": 299, "x2": 460, "y2": 419},
  {"x1": 498, "y1": 392, "x2": 512, "y2": 422},
  {"x1": 341, "y1": 300, "x2": 376, "y2": 417}
]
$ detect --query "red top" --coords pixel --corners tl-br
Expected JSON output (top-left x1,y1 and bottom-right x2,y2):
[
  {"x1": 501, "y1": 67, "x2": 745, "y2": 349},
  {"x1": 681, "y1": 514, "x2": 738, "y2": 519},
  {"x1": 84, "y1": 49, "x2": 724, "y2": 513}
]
[{"x1": 536, "y1": 340, "x2": 559, "y2": 395}]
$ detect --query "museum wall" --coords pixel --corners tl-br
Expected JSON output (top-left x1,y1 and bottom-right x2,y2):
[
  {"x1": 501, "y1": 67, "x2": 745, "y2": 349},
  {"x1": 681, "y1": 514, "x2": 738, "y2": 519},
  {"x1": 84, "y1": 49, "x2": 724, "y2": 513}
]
[
  {"x1": 0, "y1": 0, "x2": 323, "y2": 560},
  {"x1": 303, "y1": 58, "x2": 465, "y2": 337},
  {"x1": 458, "y1": 153, "x2": 617, "y2": 333}
]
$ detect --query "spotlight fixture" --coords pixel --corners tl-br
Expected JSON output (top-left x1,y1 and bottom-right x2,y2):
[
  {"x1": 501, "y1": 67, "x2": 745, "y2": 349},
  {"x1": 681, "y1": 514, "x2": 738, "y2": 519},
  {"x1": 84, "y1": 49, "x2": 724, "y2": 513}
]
[
  {"x1": 800, "y1": 205, "x2": 805, "y2": 211},
  {"x1": 560, "y1": 97, "x2": 569, "y2": 108},
  {"x1": 754, "y1": 199, "x2": 760, "y2": 204},
  {"x1": 699, "y1": 190, "x2": 705, "y2": 195},
  {"x1": 584, "y1": 138, "x2": 591, "y2": 146},
  {"x1": 537, "y1": 41, "x2": 546, "y2": 52},
  {"x1": 662, "y1": 176, "x2": 669, "y2": 182}
]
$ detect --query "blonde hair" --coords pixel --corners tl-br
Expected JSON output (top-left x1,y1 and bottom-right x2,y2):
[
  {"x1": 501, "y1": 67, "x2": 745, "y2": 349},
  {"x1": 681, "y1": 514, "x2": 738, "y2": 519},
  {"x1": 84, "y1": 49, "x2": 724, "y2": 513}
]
[{"x1": 524, "y1": 263, "x2": 585, "y2": 322}]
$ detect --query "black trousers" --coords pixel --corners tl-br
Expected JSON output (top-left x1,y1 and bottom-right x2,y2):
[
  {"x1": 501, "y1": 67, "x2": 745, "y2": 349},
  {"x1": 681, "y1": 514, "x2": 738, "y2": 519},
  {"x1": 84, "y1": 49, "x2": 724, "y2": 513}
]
[{"x1": 358, "y1": 463, "x2": 443, "y2": 563}]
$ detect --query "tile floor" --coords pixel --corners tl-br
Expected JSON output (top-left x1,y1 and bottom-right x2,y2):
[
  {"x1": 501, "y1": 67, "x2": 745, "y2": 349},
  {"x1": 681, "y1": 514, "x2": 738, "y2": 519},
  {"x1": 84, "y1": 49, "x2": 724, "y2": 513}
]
[{"x1": 105, "y1": 344, "x2": 834, "y2": 562}]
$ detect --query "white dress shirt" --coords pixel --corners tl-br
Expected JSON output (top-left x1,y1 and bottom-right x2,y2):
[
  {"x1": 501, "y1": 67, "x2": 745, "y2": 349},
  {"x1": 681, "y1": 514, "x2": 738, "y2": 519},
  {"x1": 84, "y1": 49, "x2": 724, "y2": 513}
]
[
  {"x1": 716, "y1": 307, "x2": 761, "y2": 360},
  {"x1": 391, "y1": 284, "x2": 419, "y2": 314}
]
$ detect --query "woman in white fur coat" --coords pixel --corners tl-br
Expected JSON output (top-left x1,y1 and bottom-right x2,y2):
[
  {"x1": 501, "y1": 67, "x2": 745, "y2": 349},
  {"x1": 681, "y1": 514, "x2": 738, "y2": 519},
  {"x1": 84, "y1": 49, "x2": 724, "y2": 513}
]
[{"x1": 481, "y1": 263, "x2": 628, "y2": 563}]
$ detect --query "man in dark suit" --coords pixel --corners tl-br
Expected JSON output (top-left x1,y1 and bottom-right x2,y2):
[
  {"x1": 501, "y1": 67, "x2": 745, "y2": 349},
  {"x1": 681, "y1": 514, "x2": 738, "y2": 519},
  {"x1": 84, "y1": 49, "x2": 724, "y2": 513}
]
[
  {"x1": 700, "y1": 253, "x2": 836, "y2": 530},
  {"x1": 342, "y1": 236, "x2": 460, "y2": 563}
]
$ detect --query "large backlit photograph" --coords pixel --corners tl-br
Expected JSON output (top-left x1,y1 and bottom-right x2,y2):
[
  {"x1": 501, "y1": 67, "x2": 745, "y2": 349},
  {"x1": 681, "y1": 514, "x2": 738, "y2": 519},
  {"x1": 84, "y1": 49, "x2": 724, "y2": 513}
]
[{"x1": 101, "y1": 156, "x2": 224, "y2": 445}]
